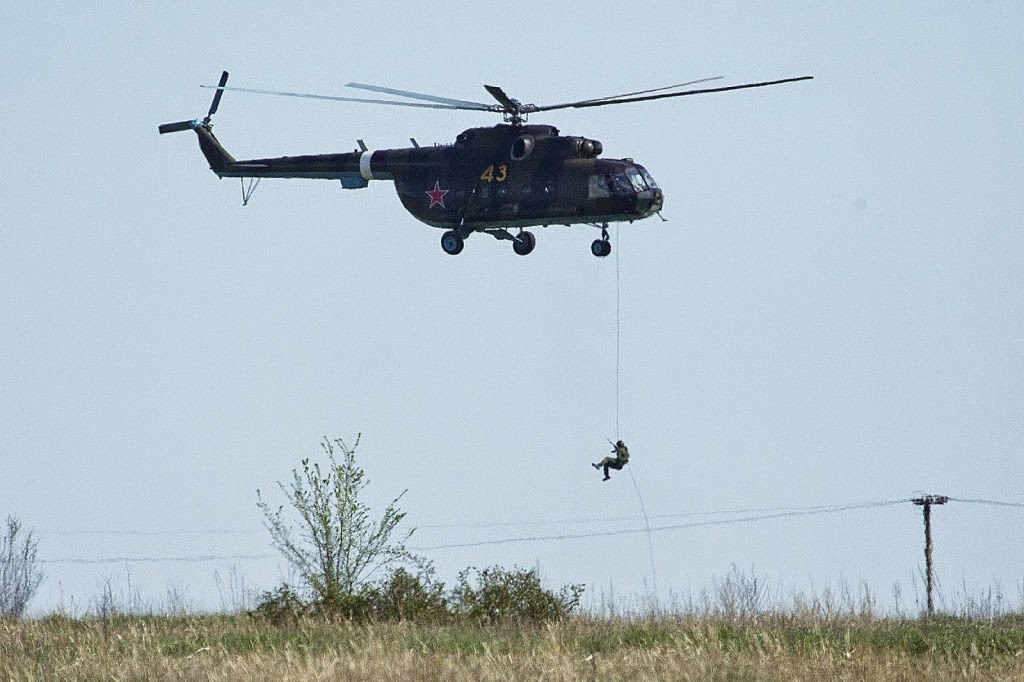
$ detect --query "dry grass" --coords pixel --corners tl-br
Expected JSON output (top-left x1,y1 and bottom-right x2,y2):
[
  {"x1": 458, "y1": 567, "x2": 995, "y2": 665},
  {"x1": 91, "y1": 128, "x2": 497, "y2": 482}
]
[{"x1": 3, "y1": 613, "x2": 1024, "y2": 680}]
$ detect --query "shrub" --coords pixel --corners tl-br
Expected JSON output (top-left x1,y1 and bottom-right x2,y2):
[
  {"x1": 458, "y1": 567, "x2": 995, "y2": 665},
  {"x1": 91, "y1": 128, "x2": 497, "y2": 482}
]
[
  {"x1": 314, "y1": 591, "x2": 373, "y2": 621},
  {"x1": 252, "y1": 583, "x2": 309, "y2": 625},
  {"x1": 253, "y1": 566, "x2": 585, "y2": 625},
  {"x1": 449, "y1": 566, "x2": 584, "y2": 624},
  {"x1": 364, "y1": 567, "x2": 449, "y2": 623}
]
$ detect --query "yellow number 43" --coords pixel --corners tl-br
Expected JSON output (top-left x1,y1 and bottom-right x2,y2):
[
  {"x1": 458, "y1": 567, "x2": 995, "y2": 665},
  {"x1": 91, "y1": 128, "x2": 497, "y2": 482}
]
[{"x1": 480, "y1": 164, "x2": 508, "y2": 182}]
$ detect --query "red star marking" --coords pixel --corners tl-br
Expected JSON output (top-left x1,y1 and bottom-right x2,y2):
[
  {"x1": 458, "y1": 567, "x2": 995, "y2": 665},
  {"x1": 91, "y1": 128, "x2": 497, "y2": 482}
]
[{"x1": 425, "y1": 181, "x2": 449, "y2": 208}]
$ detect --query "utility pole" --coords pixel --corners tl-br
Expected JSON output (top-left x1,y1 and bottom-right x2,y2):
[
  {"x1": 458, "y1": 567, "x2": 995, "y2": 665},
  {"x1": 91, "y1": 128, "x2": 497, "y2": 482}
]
[{"x1": 912, "y1": 495, "x2": 948, "y2": 619}]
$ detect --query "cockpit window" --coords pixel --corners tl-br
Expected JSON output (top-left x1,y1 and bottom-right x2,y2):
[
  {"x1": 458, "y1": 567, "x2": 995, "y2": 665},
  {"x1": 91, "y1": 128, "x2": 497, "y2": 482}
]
[
  {"x1": 639, "y1": 167, "x2": 659, "y2": 190},
  {"x1": 588, "y1": 174, "x2": 610, "y2": 199},
  {"x1": 627, "y1": 169, "x2": 648, "y2": 192}
]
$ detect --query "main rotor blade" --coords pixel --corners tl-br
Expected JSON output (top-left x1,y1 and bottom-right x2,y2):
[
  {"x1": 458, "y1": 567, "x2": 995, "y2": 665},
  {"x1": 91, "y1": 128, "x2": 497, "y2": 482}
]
[
  {"x1": 572, "y1": 76, "x2": 725, "y2": 106},
  {"x1": 207, "y1": 71, "x2": 229, "y2": 117},
  {"x1": 199, "y1": 84, "x2": 479, "y2": 111},
  {"x1": 535, "y1": 76, "x2": 814, "y2": 112},
  {"x1": 483, "y1": 85, "x2": 519, "y2": 113},
  {"x1": 345, "y1": 82, "x2": 492, "y2": 110}
]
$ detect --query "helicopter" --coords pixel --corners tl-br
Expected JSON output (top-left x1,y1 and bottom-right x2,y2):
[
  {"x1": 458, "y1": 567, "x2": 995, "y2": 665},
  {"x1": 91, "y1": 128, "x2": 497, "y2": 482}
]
[{"x1": 159, "y1": 72, "x2": 812, "y2": 256}]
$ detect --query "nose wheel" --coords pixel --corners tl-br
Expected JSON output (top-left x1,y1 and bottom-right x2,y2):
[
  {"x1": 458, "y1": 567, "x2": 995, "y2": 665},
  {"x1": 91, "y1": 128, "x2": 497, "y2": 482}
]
[{"x1": 591, "y1": 226, "x2": 612, "y2": 257}]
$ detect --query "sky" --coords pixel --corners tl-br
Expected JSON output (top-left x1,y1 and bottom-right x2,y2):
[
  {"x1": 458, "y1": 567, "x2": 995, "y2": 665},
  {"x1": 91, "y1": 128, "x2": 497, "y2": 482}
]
[{"x1": 1, "y1": 2, "x2": 1022, "y2": 615}]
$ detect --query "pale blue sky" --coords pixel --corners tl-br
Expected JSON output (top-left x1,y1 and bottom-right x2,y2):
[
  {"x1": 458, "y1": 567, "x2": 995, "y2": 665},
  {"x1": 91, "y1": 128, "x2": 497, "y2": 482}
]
[{"x1": 2, "y1": 2, "x2": 1022, "y2": 613}]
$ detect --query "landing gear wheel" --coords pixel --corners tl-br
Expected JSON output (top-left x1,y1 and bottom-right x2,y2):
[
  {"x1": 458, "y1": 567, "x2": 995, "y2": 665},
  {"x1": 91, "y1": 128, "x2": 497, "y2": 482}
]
[
  {"x1": 441, "y1": 230, "x2": 464, "y2": 255},
  {"x1": 591, "y1": 238, "x2": 611, "y2": 258},
  {"x1": 512, "y1": 230, "x2": 536, "y2": 256}
]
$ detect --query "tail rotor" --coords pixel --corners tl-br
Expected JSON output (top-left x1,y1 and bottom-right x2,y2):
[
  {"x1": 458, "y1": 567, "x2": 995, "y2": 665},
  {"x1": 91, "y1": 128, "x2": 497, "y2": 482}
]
[
  {"x1": 158, "y1": 70, "x2": 229, "y2": 135},
  {"x1": 203, "y1": 71, "x2": 229, "y2": 125},
  {"x1": 157, "y1": 120, "x2": 196, "y2": 134}
]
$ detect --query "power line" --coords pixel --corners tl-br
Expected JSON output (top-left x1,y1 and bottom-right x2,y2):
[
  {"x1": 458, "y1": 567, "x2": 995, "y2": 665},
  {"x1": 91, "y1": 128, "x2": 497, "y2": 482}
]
[
  {"x1": 38, "y1": 528, "x2": 265, "y2": 537},
  {"x1": 33, "y1": 496, "x2": 1024, "y2": 563},
  {"x1": 419, "y1": 502, "x2": 902, "y2": 528},
  {"x1": 40, "y1": 553, "x2": 276, "y2": 565},
  {"x1": 410, "y1": 499, "x2": 908, "y2": 551},
  {"x1": 36, "y1": 497, "x2": 1024, "y2": 539},
  {"x1": 946, "y1": 497, "x2": 1024, "y2": 508},
  {"x1": 38, "y1": 501, "x2": 906, "y2": 536}
]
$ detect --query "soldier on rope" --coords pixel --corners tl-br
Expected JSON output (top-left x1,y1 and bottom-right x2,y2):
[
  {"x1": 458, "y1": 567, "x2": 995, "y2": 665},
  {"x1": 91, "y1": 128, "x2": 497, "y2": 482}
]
[{"x1": 592, "y1": 440, "x2": 630, "y2": 481}]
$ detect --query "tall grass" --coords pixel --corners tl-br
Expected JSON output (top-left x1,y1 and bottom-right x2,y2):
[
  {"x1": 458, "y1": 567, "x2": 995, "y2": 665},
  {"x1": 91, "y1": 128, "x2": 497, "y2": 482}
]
[
  {"x1": 2, "y1": 611, "x2": 1023, "y2": 680},
  {"x1": 5, "y1": 569, "x2": 1022, "y2": 680}
]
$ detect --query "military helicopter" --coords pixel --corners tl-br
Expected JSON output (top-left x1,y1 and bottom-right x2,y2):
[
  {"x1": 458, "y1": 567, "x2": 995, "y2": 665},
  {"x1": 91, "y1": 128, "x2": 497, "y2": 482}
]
[{"x1": 160, "y1": 72, "x2": 812, "y2": 256}]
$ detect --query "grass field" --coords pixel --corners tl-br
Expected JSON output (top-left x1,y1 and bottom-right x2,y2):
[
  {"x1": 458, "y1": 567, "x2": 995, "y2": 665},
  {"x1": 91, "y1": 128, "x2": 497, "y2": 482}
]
[{"x1": 3, "y1": 612, "x2": 1023, "y2": 680}]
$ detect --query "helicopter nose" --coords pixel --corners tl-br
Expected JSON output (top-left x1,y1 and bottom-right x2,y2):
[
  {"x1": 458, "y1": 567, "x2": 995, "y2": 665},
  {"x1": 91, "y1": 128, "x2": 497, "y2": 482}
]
[{"x1": 636, "y1": 188, "x2": 663, "y2": 217}]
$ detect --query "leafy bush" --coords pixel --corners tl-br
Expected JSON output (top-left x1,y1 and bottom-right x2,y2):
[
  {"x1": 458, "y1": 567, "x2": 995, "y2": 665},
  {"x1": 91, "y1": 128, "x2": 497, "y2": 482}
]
[
  {"x1": 252, "y1": 584, "x2": 309, "y2": 625},
  {"x1": 253, "y1": 566, "x2": 584, "y2": 625},
  {"x1": 314, "y1": 591, "x2": 374, "y2": 621},
  {"x1": 449, "y1": 566, "x2": 584, "y2": 624},
  {"x1": 363, "y1": 567, "x2": 449, "y2": 623}
]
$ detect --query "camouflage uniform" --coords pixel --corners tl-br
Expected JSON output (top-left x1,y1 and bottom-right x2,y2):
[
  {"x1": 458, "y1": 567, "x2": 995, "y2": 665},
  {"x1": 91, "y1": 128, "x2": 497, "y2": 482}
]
[{"x1": 593, "y1": 440, "x2": 630, "y2": 481}]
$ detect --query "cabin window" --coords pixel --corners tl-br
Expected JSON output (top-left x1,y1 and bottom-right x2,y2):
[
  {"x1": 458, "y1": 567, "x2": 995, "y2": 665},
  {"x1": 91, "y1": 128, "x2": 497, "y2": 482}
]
[
  {"x1": 588, "y1": 174, "x2": 610, "y2": 199},
  {"x1": 510, "y1": 135, "x2": 535, "y2": 160},
  {"x1": 611, "y1": 173, "x2": 632, "y2": 194}
]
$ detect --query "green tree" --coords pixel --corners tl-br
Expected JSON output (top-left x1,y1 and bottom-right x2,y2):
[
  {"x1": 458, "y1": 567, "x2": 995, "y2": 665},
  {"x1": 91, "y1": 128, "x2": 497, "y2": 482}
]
[{"x1": 257, "y1": 435, "x2": 424, "y2": 607}]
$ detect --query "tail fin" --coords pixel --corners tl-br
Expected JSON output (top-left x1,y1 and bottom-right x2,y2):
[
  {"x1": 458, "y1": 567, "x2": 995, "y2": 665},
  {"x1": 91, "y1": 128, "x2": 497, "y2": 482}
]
[{"x1": 194, "y1": 126, "x2": 235, "y2": 173}]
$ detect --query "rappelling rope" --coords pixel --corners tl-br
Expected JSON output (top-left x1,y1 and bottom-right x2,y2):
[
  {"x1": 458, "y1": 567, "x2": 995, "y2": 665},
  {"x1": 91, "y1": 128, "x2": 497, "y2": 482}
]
[
  {"x1": 628, "y1": 467, "x2": 658, "y2": 597},
  {"x1": 615, "y1": 224, "x2": 659, "y2": 597},
  {"x1": 615, "y1": 224, "x2": 621, "y2": 439}
]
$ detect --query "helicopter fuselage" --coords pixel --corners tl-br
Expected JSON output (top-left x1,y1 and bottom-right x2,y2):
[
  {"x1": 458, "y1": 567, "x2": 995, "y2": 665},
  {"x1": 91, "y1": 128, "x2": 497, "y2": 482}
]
[{"x1": 200, "y1": 123, "x2": 663, "y2": 233}]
